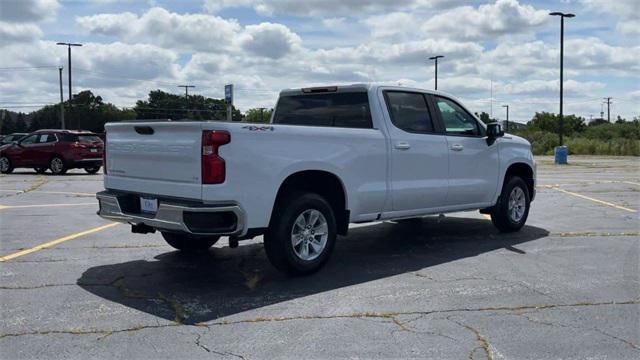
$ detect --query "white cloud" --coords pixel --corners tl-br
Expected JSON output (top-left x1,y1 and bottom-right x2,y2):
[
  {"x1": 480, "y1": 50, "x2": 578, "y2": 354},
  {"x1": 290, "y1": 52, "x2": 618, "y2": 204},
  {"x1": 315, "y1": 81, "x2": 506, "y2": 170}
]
[
  {"x1": 0, "y1": 22, "x2": 43, "y2": 45},
  {"x1": 421, "y1": 0, "x2": 548, "y2": 40},
  {"x1": 202, "y1": 0, "x2": 463, "y2": 16},
  {"x1": 581, "y1": 0, "x2": 640, "y2": 35},
  {"x1": 239, "y1": 22, "x2": 301, "y2": 59},
  {"x1": 496, "y1": 79, "x2": 605, "y2": 96},
  {"x1": 0, "y1": 0, "x2": 59, "y2": 22},
  {"x1": 77, "y1": 7, "x2": 242, "y2": 52},
  {"x1": 565, "y1": 37, "x2": 640, "y2": 74}
]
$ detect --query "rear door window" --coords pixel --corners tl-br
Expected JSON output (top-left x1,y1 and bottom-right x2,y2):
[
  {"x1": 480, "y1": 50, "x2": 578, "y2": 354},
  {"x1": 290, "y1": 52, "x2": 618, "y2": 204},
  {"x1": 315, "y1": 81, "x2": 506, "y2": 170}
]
[
  {"x1": 37, "y1": 134, "x2": 56, "y2": 143},
  {"x1": 384, "y1": 91, "x2": 435, "y2": 134},
  {"x1": 273, "y1": 92, "x2": 372, "y2": 128}
]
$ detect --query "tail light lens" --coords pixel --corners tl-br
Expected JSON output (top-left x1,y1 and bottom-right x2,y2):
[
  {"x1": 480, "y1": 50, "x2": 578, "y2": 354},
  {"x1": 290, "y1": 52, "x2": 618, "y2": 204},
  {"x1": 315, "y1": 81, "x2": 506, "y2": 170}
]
[
  {"x1": 201, "y1": 130, "x2": 230, "y2": 184},
  {"x1": 102, "y1": 133, "x2": 107, "y2": 174}
]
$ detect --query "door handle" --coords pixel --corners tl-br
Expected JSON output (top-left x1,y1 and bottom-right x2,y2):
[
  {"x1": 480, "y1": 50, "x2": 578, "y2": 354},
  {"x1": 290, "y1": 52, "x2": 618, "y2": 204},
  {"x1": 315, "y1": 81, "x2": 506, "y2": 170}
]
[
  {"x1": 450, "y1": 144, "x2": 464, "y2": 151},
  {"x1": 394, "y1": 142, "x2": 411, "y2": 150}
]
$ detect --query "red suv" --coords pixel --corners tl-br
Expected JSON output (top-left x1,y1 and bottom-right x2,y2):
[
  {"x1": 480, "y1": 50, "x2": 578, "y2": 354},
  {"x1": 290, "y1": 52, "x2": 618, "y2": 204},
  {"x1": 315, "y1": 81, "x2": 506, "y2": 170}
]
[{"x1": 0, "y1": 130, "x2": 104, "y2": 175}]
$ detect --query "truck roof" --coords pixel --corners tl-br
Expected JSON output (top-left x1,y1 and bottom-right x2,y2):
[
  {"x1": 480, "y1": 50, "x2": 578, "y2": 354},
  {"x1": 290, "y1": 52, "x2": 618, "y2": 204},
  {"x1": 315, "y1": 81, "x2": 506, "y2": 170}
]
[{"x1": 279, "y1": 83, "x2": 456, "y2": 98}]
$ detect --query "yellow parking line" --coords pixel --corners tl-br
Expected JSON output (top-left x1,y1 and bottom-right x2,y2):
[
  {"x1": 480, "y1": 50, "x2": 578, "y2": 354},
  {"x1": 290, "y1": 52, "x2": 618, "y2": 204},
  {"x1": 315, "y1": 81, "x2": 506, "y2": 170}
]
[
  {"x1": 0, "y1": 223, "x2": 118, "y2": 262},
  {"x1": 0, "y1": 202, "x2": 96, "y2": 210},
  {"x1": 549, "y1": 187, "x2": 637, "y2": 213},
  {"x1": 0, "y1": 189, "x2": 95, "y2": 196}
]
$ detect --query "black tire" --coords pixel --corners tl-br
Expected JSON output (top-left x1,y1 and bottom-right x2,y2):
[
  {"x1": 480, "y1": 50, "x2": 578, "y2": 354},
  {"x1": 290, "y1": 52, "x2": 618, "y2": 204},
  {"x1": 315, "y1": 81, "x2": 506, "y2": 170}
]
[
  {"x1": 34, "y1": 167, "x2": 47, "y2": 174},
  {"x1": 264, "y1": 191, "x2": 337, "y2": 275},
  {"x1": 161, "y1": 232, "x2": 219, "y2": 252},
  {"x1": 0, "y1": 156, "x2": 13, "y2": 174},
  {"x1": 84, "y1": 166, "x2": 100, "y2": 174},
  {"x1": 49, "y1": 156, "x2": 67, "y2": 175},
  {"x1": 491, "y1": 176, "x2": 530, "y2": 232}
]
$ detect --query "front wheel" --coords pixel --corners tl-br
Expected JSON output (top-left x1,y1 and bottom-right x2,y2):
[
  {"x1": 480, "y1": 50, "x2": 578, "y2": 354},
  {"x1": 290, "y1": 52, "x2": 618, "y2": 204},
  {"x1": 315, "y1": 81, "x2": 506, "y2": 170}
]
[
  {"x1": 161, "y1": 232, "x2": 219, "y2": 252},
  {"x1": 0, "y1": 156, "x2": 13, "y2": 174},
  {"x1": 264, "y1": 192, "x2": 337, "y2": 275},
  {"x1": 491, "y1": 176, "x2": 530, "y2": 232},
  {"x1": 84, "y1": 166, "x2": 100, "y2": 174},
  {"x1": 49, "y1": 156, "x2": 67, "y2": 175}
]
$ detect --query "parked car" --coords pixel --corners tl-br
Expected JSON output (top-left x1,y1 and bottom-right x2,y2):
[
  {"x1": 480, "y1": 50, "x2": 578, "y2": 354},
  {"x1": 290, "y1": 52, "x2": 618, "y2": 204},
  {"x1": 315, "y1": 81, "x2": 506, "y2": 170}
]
[
  {"x1": 97, "y1": 84, "x2": 535, "y2": 275},
  {"x1": 0, "y1": 129, "x2": 103, "y2": 175},
  {"x1": 0, "y1": 133, "x2": 28, "y2": 146}
]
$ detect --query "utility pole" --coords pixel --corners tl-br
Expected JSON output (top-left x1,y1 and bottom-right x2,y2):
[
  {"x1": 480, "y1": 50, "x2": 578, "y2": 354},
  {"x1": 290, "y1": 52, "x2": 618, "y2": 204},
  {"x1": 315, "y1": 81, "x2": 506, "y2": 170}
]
[
  {"x1": 604, "y1": 97, "x2": 612, "y2": 122},
  {"x1": 58, "y1": 66, "x2": 65, "y2": 129},
  {"x1": 178, "y1": 85, "x2": 195, "y2": 109},
  {"x1": 428, "y1": 55, "x2": 444, "y2": 90},
  {"x1": 502, "y1": 105, "x2": 509, "y2": 132},
  {"x1": 549, "y1": 12, "x2": 575, "y2": 146}
]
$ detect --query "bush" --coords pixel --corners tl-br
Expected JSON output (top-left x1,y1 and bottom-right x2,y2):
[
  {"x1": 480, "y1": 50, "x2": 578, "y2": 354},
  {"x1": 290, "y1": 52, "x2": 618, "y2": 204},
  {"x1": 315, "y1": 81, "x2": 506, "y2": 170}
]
[{"x1": 512, "y1": 119, "x2": 639, "y2": 156}]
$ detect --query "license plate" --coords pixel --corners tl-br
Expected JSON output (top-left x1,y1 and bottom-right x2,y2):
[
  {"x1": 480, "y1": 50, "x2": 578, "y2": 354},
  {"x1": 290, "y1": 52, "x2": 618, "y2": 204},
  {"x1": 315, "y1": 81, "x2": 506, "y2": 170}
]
[
  {"x1": 140, "y1": 197, "x2": 158, "y2": 214},
  {"x1": 90, "y1": 149, "x2": 98, "y2": 153}
]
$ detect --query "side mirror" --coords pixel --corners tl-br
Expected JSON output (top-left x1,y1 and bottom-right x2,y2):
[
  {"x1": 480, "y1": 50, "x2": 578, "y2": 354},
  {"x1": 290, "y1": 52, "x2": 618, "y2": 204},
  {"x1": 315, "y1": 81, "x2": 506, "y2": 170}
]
[{"x1": 486, "y1": 122, "x2": 504, "y2": 145}]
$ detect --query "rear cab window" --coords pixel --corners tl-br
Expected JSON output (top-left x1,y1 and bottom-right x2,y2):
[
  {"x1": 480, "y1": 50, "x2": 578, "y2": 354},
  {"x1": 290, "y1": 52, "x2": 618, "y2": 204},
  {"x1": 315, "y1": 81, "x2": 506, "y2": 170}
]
[{"x1": 273, "y1": 91, "x2": 373, "y2": 129}]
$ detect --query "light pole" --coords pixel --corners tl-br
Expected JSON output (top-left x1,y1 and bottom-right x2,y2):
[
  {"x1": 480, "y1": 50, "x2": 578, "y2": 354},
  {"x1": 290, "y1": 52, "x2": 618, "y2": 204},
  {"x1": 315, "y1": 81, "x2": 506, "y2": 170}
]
[
  {"x1": 56, "y1": 42, "x2": 82, "y2": 102},
  {"x1": 502, "y1": 104, "x2": 509, "y2": 132},
  {"x1": 429, "y1": 55, "x2": 444, "y2": 90},
  {"x1": 549, "y1": 12, "x2": 575, "y2": 146}
]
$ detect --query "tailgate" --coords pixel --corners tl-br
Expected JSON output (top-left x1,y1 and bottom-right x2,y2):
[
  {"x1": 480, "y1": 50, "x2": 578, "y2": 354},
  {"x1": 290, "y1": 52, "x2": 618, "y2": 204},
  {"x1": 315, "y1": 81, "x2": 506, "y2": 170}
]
[{"x1": 104, "y1": 122, "x2": 203, "y2": 199}]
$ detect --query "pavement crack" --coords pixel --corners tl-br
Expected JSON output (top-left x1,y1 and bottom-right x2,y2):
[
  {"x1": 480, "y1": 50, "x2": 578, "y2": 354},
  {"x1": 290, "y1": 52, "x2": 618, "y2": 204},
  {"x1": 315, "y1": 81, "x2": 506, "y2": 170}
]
[
  {"x1": 512, "y1": 312, "x2": 639, "y2": 350},
  {"x1": 447, "y1": 317, "x2": 492, "y2": 360},
  {"x1": 2, "y1": 299, "x2": 638, "y2": 341},
  {"x1": 195, "y1": 332, "x2": 247, "y2": 360}
]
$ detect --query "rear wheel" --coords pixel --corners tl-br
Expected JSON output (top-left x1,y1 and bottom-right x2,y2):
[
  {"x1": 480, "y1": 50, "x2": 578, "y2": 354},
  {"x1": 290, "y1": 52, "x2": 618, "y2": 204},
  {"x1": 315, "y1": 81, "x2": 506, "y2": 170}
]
[
  {"x1": 49, "y1": 156, "x2": 67, "y2": 175},
  {"x1": 161, "y1": 232, "x2": 220, "y2": 252},
  {"x1": 34, "y1": 167, "x2": 47, "y2": 174},
  {"x1": 0, "y1": 156, "x2": 13, "y2": 174},
  {"x1": 264, "y1": 192, "x2": 337, "y2": 275},
  {"x1": 491, "y1": 176, "x2": 530, "y2": 232},
  {"x1": 84, "y1": 166, "x2": 100, "y2": 174}
]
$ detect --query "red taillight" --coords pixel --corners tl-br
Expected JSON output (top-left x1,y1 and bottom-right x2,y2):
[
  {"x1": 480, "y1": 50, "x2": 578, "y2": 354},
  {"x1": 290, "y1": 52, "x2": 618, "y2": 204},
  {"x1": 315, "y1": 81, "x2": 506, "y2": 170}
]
[
  {"x1": 201, "y1": 130, "x2": 230, "y2": 184},
  {"x1": 103, "y1": 133, "x2": 107, "y2": 174}
]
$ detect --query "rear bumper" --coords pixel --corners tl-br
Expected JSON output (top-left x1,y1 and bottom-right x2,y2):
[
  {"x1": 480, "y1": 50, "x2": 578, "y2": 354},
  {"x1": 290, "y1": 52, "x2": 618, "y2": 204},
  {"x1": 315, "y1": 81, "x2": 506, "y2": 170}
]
[{"x1": 96, "y1": 190, "x2": 245, "y2": 236}]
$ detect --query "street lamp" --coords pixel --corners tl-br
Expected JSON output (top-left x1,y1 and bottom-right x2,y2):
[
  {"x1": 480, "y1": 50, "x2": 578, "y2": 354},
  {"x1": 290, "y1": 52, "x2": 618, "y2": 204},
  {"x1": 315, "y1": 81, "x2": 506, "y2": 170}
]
[
  {"x1": 549, "y1": 12, "x2": 575, "y2": 146},
  {"x1": 502, "y1": 104, "x2": 509, "y2": 132},
  {"x1": 429, "y1": 55, "x2": 444, "y2": 90},
  {"x1": 56, "y1": 42, "x2": 82, "y2": 103}
]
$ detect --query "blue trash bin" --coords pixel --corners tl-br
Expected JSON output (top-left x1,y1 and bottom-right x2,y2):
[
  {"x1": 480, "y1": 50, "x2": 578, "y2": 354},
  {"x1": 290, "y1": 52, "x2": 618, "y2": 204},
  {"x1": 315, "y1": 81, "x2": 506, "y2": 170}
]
[{"x1": 554, "y1": 146, "x2": 568, "y2": 164}]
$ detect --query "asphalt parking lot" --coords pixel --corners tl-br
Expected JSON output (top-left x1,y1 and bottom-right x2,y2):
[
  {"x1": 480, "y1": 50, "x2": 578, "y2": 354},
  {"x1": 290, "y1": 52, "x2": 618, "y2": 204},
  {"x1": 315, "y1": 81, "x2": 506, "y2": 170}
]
[{"x1": 1, "y1": 156, "x2": 638, "y2": 359}]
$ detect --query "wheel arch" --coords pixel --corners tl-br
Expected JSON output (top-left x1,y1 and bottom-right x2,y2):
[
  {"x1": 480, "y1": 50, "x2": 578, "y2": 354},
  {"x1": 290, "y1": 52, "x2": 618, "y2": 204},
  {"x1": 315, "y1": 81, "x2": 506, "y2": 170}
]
[
  {"x1": 271, "y1": 170, "x2": 350, "y2": 235},
  {"x1": 504, "y1": 162, "x2": 535, "y2": 201}
]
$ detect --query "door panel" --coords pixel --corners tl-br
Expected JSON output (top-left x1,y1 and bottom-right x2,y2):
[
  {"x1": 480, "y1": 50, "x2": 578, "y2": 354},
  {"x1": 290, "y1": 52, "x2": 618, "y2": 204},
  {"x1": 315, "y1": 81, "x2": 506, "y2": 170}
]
[
  {"x1": 432, "y1": 96, "x2": 499, "y2": 206},
  {"x1": 445, "y1": 136, "x2": 499, "y2": 205},
  {"x1": 12, "y1": 134, "x2": 39, "y2": 166},
  {"x1": 382, "y1": 91, "x2": 449, "y2": 212}
]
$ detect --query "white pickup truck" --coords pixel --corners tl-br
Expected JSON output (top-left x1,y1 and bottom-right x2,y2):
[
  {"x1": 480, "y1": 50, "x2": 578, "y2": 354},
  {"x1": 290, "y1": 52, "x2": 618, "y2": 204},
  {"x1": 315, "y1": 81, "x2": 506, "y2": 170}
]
[{"x1": 97, "y1": 84, "x2": 535, "y2": 274}]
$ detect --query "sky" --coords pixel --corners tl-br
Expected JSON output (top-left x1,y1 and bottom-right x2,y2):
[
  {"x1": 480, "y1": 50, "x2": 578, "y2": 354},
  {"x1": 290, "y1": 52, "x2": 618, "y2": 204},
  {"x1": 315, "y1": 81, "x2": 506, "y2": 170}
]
[{"x1": 0, "y1": 0, "x2": 638, "y2": 123}]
